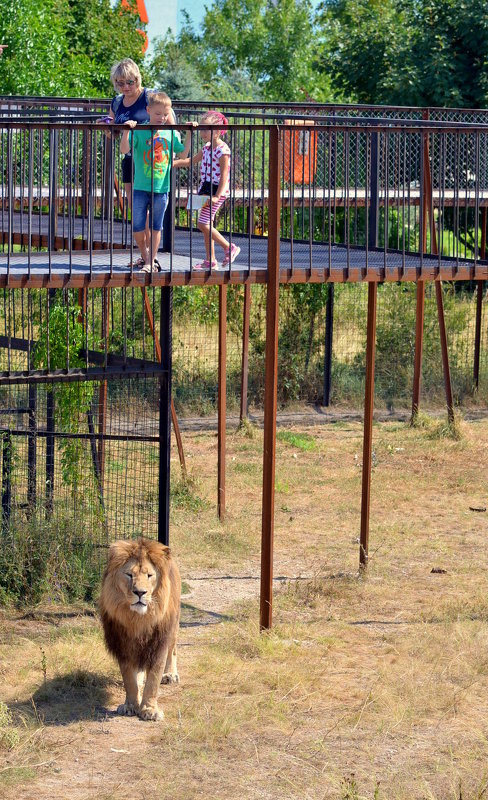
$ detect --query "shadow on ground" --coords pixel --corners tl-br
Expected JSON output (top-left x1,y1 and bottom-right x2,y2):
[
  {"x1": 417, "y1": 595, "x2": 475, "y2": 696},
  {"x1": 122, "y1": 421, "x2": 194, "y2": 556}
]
[
  {"x1": 180, "y1": 602, "x2": 233, "y2": 627},
  {"x1": 10, "y1": 671, "x2": 117, "y2": 726}
]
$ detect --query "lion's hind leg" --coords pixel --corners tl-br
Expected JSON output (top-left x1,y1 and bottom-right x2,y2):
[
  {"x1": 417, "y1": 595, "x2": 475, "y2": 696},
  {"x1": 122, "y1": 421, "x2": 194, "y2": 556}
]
[
  {"x1": 117, "y1": 663, "x2": 141, "y2": 717},
  {"x1": 161, "y1": 643, "x2": 179, "y2": 685}
]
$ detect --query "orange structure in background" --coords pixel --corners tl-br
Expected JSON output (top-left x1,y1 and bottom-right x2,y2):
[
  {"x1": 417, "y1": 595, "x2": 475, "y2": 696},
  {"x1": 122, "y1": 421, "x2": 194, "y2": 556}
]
[
  {"x1": 122, "y1": 0, "x2": 149, "y2": 52},
  {"x1": 283, "y1": 119, "x2": 317, "y2": 184}
]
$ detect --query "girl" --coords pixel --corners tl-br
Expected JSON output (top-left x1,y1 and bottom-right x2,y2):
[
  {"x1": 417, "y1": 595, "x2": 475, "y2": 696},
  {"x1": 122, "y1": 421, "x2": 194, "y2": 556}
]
[{"x1": 174, "y1": 111, "x2": 240, "y2": 270}]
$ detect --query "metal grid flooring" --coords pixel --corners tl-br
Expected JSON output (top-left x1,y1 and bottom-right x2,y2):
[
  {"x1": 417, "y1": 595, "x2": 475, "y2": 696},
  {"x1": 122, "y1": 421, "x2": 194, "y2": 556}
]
[{"x1": 0, "y1": 228, "x2": 484, "y2": 284}]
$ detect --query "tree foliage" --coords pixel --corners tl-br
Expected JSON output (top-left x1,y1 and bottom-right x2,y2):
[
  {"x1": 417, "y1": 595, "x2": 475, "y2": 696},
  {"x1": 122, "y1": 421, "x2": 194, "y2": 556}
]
[
  {"x1": 318, "y1": 0, "x2": 488, "y2": 108},
  {"x1": 0, "y1": 0, "x2": 146, "y2": 96},
  {"x1": 149, "y1": 0, "x2": 334, "y2": 103}
]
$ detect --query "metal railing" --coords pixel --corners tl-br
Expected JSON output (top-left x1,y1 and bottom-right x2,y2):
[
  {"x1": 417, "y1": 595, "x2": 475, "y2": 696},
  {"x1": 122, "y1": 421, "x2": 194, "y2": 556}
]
[{"x1": 0, "y1": 105, "x2": 487, "y2": 284}]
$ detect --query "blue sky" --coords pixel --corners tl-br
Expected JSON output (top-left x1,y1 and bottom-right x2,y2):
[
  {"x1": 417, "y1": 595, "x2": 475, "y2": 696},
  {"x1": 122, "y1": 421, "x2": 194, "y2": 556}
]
[{"x1": 145, "y1": 0, "x2": 321, "y2": 55}]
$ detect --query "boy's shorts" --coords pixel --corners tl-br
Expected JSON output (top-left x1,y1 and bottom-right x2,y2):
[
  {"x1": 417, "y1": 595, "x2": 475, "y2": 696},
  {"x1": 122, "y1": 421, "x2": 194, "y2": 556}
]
[{"x1": 132, "y1": 190, "x2": 169, "y2": 233}]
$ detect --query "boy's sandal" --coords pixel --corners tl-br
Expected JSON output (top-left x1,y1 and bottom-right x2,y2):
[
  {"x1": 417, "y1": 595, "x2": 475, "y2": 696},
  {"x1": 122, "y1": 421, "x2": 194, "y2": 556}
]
[{"x1": 194, "y1": 259, "x2": 217, "y2": 270}]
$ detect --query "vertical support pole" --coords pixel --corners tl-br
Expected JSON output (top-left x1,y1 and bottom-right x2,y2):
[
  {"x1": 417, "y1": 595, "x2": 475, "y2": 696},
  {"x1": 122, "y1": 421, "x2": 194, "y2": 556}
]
[
  {"x1": 474, "y1": 206, "x2": 486, "y2": 388},
  {"x1": 260, "y1": 126, "x2": 281, "y2": 631},
  {"x1": 98, "y1": 288, "x2": 110, "y2": 489},
  {"x1": 46, "y1": 388, "x2": 55, "y2": 519},
  {"x1": 2, "y1": 432, "x2": 12, "y2": 532},
  {"x1": 435, "y1": 281, "x2": 455, "y2": 424},
  {"x1": 323, "y1": 283, "x2": 334, "y2": 406},
  {"x1": 359, "y1": 281, "x2": 378, "y2": 568},
  {"x1": 240, "y1": 283, "x2": 251, "y2": 423},
  {"x1": 158, "y1": 286, "x2": 173, "y2": 546},
  {"x1": 218, "y1": 285, "x2": 227, "y2": 519},
  {"x1": 411, "y1": 281, "x2": 425, "y2": 421},
  {"x1": 141, "y1": 287, "x2": 186, "y2": 475},
  {"x1": 27, "y1": 383, "x2": 37, "y2": 516},
  {"x1": 368, "y1": 132, "x2": 379, "y2": 250}
]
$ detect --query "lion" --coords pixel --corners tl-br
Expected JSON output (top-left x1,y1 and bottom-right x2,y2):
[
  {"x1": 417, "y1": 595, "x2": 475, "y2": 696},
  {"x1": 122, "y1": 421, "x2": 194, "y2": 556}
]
[{"x1": 99, "y1": 537, "x2": 181, "y2": 721}]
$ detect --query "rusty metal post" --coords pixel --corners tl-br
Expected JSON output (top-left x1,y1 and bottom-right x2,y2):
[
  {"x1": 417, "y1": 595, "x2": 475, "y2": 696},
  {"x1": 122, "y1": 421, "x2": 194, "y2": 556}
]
[
  {"x1": 435, "y1": 281, "x2": 455, "y2": 424},
  {"x1": 240, "y1": 283, "x2": 251, "y2": 423},
  {"x1": 218, "y1": 285, "x2": 227, "y2": 519},
  {"x1": 411, "y1": 281, "x2": 425, "y2": 421},
  {"x1": 260, "y1": 126, "x2": 281, "y2": 630},
  {"x1": 323, "y1": 283, "x2": 334, "y2": 406},
  {"x1": 474, "y1": 207, "x2": 487, "y2": 388},
  {"x1": 359, "y1": 281, "x2": 378, "y2": 568}
]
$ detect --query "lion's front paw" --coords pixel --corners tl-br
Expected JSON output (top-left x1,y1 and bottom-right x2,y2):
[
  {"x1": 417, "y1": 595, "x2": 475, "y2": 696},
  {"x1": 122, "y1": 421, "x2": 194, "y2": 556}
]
[
  {"x1": 161, "y1": 672, "x2": 179, "y2": 685},
  {"x1": 138, "y1": 702, "x2": 164, "y2": 722},
  {"x1": 117, "y1": 701, "x2": 139, "y2": 716}
]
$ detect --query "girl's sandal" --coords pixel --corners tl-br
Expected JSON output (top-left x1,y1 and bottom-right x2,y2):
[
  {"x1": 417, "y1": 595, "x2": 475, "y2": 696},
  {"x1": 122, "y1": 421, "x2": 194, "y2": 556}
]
[
  {"x1": 194, "y1": 259, "x2": 217, "y2": 270},
  {"x1": 222, "y1": 244, "x2": 241, "y2": 267}
]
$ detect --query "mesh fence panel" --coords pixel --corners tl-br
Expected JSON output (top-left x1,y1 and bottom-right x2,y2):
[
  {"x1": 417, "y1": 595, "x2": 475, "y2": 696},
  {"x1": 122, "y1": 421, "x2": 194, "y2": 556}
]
[{"x1": 169, "y1": 282, "x2": 488, "y2": 414}]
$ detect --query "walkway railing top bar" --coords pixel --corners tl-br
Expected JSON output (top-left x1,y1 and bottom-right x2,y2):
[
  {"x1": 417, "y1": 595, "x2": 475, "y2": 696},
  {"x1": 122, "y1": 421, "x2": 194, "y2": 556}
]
[
  {"x1": 2, "y1": 95, "x2": 488, "y2": 119},
  {"x1": 2, "y1": 117, "x2": 488, "y2": 135}
]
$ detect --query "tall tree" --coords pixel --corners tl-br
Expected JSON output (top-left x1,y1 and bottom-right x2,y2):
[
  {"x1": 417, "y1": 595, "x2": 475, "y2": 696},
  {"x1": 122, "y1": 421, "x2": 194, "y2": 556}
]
[
  {"x1": 150, "y1": 0, "x2": 334, "y2": 103},
  {"x1": 318, "y1": 0, "x2": 488, "y2": 108},
  {"x1": 0, "y1": 0, "x2": 146, "y2": 97}
]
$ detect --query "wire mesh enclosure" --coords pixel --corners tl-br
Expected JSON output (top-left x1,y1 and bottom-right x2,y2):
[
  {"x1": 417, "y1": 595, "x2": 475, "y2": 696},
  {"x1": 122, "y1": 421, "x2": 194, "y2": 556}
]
[{"x1": 0, "y1": 286, "x2": 169, "y2": 604}]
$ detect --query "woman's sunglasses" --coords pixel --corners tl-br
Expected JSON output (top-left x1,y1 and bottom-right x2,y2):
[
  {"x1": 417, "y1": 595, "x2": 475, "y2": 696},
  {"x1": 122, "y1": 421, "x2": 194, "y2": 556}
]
[{"x1": 116, "y1": 79, "x2": 136, "y2": 87}]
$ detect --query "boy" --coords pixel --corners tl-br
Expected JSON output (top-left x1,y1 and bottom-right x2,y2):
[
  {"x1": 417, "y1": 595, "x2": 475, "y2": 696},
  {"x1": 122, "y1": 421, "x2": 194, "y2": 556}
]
[{"x1": 120, "y1": 91, "x2": 185, "y2": 272}]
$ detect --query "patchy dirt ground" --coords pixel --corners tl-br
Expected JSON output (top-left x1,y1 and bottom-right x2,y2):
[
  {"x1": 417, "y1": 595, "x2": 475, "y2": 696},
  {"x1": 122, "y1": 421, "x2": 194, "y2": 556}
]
[{"x1": 2, "y1": 415, "x2": 488, "y2": 799}]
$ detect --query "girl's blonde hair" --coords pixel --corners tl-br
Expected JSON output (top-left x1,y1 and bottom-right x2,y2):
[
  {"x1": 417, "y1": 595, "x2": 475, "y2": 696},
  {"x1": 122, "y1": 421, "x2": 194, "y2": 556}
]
[{"x1": 110, "y1": 58, "x2": 142, "y2": 90}]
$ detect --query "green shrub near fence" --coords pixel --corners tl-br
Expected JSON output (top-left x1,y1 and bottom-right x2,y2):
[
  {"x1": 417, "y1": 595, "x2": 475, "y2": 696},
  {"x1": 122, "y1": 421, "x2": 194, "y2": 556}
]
[{"x1": 170, "y1": 281, "x2": 487, "y2": 413}]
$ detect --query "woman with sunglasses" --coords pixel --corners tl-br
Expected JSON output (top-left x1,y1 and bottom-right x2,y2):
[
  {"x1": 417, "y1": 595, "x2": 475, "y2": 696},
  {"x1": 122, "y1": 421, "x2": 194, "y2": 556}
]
[{"x1": 107, "y1": 58, "x2": 176, "y2": 265}]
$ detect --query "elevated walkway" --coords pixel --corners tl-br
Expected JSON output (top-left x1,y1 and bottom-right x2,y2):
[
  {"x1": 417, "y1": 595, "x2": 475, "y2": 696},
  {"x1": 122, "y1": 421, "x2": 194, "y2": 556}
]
[{"x1": 0, "y1": 229, "x2": 484, "y2": 288}]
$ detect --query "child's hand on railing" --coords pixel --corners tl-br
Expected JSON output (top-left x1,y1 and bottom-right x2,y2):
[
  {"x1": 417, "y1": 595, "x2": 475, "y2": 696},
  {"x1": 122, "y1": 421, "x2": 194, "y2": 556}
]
[{"x1": 125, "y1": 120, "x2": 137, "y2": 129}]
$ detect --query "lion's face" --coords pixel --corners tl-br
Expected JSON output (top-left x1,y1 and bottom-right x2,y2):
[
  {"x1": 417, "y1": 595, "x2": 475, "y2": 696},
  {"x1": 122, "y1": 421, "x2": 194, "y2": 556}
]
[
  {"x1": 116, "y1": 555, "x2": 159, "y2": 615},
  {"x1": 100, "y1": 538, "x2": 179, "y2": 630}
]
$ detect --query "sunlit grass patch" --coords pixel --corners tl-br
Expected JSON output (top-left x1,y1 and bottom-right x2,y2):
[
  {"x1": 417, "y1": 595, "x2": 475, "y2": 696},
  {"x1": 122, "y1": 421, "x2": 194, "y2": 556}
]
[
  {"x1": 0, "y1": 702, "x2": 20, "y2": 751},
  {"x1": 277, "y1": 429, "x2": 318, "y2": 451},
  {"x1": 171, "y1": 473, "x2": 209, "y2": 512},
  {"x1": 411, "y1": 409, "x2": 464, "y2": 441}
]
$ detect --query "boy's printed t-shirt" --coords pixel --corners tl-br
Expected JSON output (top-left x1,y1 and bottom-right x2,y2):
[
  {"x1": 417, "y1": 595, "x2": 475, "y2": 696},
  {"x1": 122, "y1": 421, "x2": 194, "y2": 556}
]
[{"x1": 131, "y1": 129, "x2": 184, "y2": 193}]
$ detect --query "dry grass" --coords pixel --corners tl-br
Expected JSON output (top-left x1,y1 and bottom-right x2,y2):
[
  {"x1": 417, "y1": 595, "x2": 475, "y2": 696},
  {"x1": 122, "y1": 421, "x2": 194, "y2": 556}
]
[{"x1": 1, "y1": 415, "x2": 488, "y2": 799}]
